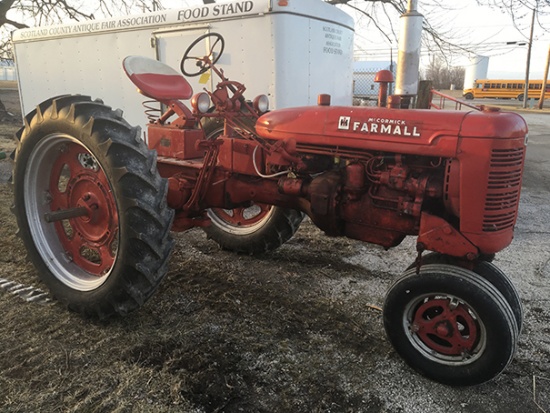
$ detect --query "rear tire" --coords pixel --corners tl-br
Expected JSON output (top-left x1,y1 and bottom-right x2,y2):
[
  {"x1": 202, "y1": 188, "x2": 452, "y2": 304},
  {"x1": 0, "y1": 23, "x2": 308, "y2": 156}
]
[
  {"x1": 201, "y1": 117, "x2": 304, "y2": 254},
  {"x1": 13, "y1": 95, "x2": 174, "y2": 318},
  {"x1": 384, "y1": 264, "x2": 518, "y2": 386},
  {"x1": 206, "y1": 205, "x2": 304, "y2": 254},
  {"x1": 517, "y1": 93, "x2": 524, "y2": 102}
]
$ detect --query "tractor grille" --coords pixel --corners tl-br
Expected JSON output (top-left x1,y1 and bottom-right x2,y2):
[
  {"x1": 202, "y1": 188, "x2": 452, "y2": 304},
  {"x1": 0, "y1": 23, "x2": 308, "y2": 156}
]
[{"x1": 483, "y1": 147, "x2": 525, "y2": 232}]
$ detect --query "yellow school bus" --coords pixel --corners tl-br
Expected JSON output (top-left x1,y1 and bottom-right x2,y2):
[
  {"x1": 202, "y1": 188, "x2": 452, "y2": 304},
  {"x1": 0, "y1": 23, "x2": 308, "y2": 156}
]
[{"x1": 463, "y1": 79, "x2": 550, "y2": 101}]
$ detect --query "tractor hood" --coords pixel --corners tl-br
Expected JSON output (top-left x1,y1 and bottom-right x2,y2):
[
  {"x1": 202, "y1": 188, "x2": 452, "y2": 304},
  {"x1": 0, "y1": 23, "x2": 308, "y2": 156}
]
[{"x1": 256, "y1": 106, "x2": 528, "y2": 158}]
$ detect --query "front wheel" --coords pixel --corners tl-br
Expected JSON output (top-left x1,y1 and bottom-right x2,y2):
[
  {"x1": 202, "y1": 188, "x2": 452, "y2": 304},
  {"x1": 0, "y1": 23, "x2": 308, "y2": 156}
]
[
  {"x1": 383, "y1": 264, "x2": 518, "y2": 386},
  {"x1": 463, "y1": 92, "x2": 474, "y2": 100},
  {"x1": 408, "y1": 252, "x2": 523, "y2": 332},
  {"x1": 13, "y1": 95, "x2": 174, "y2": 318}
]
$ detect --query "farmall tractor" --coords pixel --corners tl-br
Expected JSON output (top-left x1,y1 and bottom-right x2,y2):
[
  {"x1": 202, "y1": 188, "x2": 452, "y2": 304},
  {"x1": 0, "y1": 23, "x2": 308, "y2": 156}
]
[{"x1": 12, "y1": 34, "x2": 527, "y2": 386}]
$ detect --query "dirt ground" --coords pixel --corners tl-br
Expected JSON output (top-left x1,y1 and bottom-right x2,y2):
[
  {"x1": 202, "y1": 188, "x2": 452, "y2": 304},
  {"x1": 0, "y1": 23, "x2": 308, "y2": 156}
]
[{"x1": 0, "y1": 87, "x2": 549, "y2": 413}]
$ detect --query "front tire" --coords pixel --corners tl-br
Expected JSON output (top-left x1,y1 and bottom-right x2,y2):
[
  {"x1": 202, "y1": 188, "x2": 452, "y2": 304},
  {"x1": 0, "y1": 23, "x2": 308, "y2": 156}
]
[
  {"x1": 384, "y1": 264, "x2": 518, "y2": 386},
  {"x1": 408, "y1": 252, "x2": 523, "y2": 332},
  {"x1": 13, "y1": 95, "x2": 174, "y2": 318},
  {"x1": 463, "y1": 92, "x2": 474, "y2": 100}
]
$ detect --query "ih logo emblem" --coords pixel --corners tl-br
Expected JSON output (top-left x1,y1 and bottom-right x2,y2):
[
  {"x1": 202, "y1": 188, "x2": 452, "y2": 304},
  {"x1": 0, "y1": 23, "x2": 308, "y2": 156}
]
[{"x1": 338, "y1": 116, "x2": 351, "y2": 130}]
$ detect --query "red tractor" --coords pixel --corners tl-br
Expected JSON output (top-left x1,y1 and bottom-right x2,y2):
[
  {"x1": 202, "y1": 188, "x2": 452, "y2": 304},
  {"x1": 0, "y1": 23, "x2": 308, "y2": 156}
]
[{"x1": 12, "y1": 34, "x2": 527, "y2": 386}]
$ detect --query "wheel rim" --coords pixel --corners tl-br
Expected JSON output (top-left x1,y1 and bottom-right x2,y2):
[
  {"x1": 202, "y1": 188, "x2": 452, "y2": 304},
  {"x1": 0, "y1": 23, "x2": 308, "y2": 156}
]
[
  {"x1": 207, "y1": 204, "x2": 274, "y2": 235},
  {"x1": 403, "y1": 294, "x2": 487, "y2": 365},
  {"x1": 24, "y1": 133, "x2": 119, "y2": 291}
]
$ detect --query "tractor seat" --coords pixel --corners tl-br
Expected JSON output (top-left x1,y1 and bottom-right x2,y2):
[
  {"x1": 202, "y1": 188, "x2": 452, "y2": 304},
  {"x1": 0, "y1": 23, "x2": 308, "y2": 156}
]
[{"x1": 123, "y1": 56, "x2": 193, "y2": 101}]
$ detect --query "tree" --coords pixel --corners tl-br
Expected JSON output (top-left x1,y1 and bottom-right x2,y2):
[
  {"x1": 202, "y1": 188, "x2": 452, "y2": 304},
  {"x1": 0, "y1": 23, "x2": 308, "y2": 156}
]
[
  {"x1": 476, "y1": 0, "x2": 549, "y2": 33},
  {"x1": 325, "y1": 0, "x2": 475, "y2": 56},
  {"x1": 0, "y1": 0, "x2": 164, "y2": 58},
  {"x1": 423, "y1": 55, "x2": 465, "y2": 89}
]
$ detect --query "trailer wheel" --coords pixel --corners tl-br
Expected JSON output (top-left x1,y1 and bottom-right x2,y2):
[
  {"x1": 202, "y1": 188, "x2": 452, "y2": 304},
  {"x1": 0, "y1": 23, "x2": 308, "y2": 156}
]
[
  {"x1": 12, "y1": 95, "x2": 174, "y2": 318},
  {"x1": 201, "y1": 118, "x2": 303, "y2": 254},
  {"x1": 408, "y1": 252, "x2": 523, "y2": 332},
  {"x1": 383, "y1": 264, "x2": 518, "y2": 386}
]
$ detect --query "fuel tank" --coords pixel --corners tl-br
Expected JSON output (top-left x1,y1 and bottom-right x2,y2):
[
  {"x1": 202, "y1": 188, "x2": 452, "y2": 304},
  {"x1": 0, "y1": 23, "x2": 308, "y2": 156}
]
[{"x1": 255, "y1": 106, "x2": 527, "y2": 158}]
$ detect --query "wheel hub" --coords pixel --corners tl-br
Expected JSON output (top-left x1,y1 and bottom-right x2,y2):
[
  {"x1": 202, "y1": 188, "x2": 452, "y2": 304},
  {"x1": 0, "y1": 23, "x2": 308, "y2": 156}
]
[
  {"x1": 412, "y1": 297, "x2": 479, "y2": 357},
  {"x1": 48, "y1": 142, "x2": 118, "y2": 276},
  {"x1": 435, "y1": 321, "x2": 453, "y2": 338},
  {"x1": 69, "y1": 179, "x2": 113, "y2": 242}
]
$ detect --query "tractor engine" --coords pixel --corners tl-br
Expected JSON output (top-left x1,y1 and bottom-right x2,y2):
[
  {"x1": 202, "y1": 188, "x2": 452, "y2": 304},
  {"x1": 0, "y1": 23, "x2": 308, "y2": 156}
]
[{"x1": 277, "y1": 153, "x2": 444, "y2": 249}]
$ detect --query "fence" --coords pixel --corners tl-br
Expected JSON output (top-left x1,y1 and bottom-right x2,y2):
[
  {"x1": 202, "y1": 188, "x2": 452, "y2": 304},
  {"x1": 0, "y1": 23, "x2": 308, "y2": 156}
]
[
  {"x1": 353, "y1": 62, "x2": 395, "y2": 106},
  {"x1": 0, "y1": 67, "x2": 16, "y2": 81}
]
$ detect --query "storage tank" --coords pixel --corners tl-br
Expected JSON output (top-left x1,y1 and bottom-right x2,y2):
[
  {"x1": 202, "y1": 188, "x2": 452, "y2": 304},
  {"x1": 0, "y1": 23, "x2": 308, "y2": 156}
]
[{"x1": 463, "y1": 55, "x2": 489, "y2": 89}]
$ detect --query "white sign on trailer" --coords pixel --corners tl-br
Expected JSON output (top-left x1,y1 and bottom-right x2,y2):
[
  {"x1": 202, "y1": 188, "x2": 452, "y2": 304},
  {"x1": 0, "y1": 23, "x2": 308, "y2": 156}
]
[{"x1": 13, "y1": 0, "x2": 354, "y2": 137}]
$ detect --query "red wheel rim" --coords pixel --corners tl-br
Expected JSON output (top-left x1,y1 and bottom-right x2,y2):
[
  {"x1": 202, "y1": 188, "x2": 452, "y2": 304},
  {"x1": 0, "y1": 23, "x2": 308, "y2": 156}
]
[
  {"x1": 49, "y1": 142, "x2": 118, "y2": 276},
  {"x1": 412, "y1": 297, "x2": 479, "y2": 356},
  {"x1": 210, "y1": 203, "x2": 272, "y2": 227}
]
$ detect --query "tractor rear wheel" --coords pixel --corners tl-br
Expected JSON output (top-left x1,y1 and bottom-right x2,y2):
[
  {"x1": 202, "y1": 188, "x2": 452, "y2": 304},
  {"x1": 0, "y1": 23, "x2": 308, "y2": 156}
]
[
  {"x1": 12, "y1": 95, "x2": 174, "y2": 318},
  {"x1": 383, "y1": 264, "x2": 518, "y2": 386},
  {"x1": 201, "y1": 117, "x2": 304, "y2": 254}
]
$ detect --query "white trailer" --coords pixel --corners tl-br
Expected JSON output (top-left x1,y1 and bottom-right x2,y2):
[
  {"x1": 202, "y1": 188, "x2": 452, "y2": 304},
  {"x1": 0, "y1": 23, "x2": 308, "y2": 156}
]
[{"x1": 12, "y1": 0, "x2": 354, "y2": 134}]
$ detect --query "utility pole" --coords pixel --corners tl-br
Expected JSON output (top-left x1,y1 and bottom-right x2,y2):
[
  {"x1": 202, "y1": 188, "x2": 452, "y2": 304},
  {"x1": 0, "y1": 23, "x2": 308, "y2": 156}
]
[
  {"x1": 395, "y1": 0, "x2": 424, "y2": 108},
  {"x1": 538, "y1": 45, "x2": 550, "y2": 110},
  {"x1": 522, "y1": 7, "x2": 536, "y2": 109}
]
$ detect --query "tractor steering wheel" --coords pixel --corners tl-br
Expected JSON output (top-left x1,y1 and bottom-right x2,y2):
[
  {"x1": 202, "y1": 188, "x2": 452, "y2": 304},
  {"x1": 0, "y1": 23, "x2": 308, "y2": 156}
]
[{"x1": 180, "y1": 32, "x2": 225, "y2": 77}]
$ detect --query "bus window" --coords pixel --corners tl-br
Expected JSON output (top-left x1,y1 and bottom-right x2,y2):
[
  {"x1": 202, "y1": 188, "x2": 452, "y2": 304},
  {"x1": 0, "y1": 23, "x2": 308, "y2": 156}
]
[
  {"x1": 484, "y1": 83, "x2": 490, "y2": 88},
  {"x1": 502, "y1": 83, "x2": 506, "y2": 88}
]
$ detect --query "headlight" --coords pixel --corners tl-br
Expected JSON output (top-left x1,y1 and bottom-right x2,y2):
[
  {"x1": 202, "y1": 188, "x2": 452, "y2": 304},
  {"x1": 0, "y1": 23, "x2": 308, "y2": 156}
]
[
  {"x1": 253, "y1": 95, "x2": 269, "y2": 114},
  {"x1": 191, "y1": 92, "x2": 211, "y2": 114}
]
